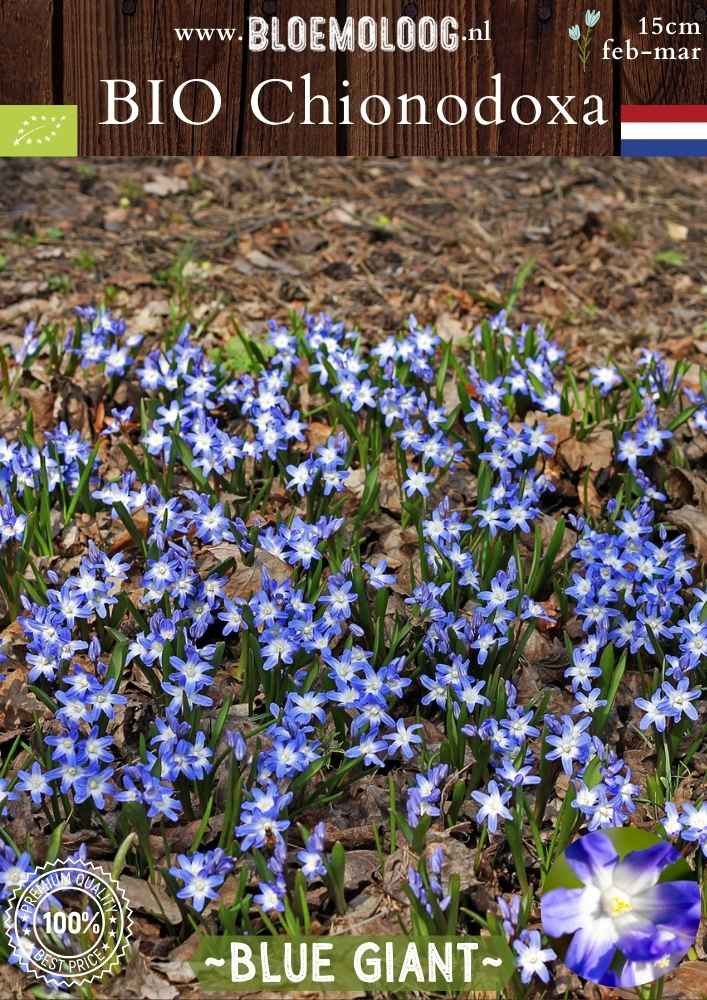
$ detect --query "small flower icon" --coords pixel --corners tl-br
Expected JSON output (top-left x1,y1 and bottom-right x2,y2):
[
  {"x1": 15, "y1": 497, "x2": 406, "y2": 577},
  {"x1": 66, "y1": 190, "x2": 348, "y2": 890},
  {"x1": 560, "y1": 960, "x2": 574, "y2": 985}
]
[{"x1": 569, "y1": 9, "x2": 602, "y2": 71}]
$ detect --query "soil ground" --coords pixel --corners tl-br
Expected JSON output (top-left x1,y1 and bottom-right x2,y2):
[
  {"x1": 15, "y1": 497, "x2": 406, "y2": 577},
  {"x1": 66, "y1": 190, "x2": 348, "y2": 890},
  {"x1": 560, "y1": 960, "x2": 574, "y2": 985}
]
[{"x1": 1, "y1": 157, "x2": 706, "y2": 364}]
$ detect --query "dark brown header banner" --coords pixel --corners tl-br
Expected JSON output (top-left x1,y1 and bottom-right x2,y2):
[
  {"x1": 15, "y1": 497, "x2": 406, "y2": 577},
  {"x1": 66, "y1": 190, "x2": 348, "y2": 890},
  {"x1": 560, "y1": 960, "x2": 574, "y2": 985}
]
[{"x1": 1, "y1": 1, "x2": 706, "y2": 155}]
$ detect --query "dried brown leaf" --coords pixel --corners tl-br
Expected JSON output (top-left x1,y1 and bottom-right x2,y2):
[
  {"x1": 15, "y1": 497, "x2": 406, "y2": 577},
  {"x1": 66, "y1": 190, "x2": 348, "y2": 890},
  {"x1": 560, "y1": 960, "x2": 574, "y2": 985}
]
[
  {"x1": 378, "y1": 455, "x2": 401, "y2": 514},
  {"x1": 18, "y1": 386, "x2": 56, "y2": 435},
  {"x1": 329, "y1": 887, "x2": 406, "y2": 938},
  {"x1": 221, "y1": 547, "x2": 292, "y2": 600},
  {"x1": 143, "y1": 175, "x2": 188, "y2": 197},
  {"x1": 150, "y1": 959, "x2": 197, "y2": 986},
  {"x1": 661, "y1": 962, "x2": 707, "y2": 999},
  {"x1": 307, "y1": 420, "x2": 333, "y2": 449},
  {"x1": 0, "y1": 675, "x2": 51, "y2": 727},
  {"x1": 119, "y1": 875, "x2": 182, "y2": 925},
  {"x1": 343, "y1": 850, "x2": 380, "y2": 891},
  {"x1": 107, "y1": 950, "x2": 179, "y2": 999},
  {"x1": 667, "y1": 506, "x2": 707, "y2": 562},
  {"x1": 559, "y1": 429, "x2": 614, "y2": 474},
  {"x1": 436, "y1": 312, "x2": 469, "y2": 345}
]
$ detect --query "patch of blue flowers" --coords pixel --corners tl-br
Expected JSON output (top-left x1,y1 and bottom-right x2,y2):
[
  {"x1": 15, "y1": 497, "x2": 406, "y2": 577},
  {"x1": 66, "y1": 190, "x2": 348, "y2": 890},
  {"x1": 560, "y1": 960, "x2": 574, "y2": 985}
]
[{"x1": 0, "y1": 301, "x2": 704, "y2": 994}]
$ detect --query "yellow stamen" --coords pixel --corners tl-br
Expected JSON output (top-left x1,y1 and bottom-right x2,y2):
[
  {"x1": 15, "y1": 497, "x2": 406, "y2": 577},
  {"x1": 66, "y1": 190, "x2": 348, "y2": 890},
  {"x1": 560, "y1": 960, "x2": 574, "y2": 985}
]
[{"x1": 607, "y1": 891, "x2": 633, "y2": 916}]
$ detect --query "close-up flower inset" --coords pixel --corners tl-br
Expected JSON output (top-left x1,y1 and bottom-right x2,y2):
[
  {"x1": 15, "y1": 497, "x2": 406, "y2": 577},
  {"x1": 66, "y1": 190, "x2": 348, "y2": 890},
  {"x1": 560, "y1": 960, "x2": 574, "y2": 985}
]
[{"x1": 541, "y1": 829, "x2": 701, "y2": 989}]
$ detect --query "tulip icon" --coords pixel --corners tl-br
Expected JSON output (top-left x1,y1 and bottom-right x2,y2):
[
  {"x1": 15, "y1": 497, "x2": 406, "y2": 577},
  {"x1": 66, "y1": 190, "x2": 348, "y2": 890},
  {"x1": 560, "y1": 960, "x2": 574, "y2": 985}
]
[{"x1": 569, "y1": 9, "x2": 601, "y2": 70}]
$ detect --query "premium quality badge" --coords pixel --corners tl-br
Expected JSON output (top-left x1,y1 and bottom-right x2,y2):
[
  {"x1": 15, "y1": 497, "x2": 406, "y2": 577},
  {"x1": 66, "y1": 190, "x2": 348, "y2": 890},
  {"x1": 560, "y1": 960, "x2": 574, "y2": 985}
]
[{"x1": 3, "y1": 856, "x2": 132, "y2": 990}]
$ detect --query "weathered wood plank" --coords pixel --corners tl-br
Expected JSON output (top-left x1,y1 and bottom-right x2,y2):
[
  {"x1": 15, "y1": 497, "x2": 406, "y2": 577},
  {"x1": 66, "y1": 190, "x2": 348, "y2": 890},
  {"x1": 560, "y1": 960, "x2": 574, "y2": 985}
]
[
  {"x1": 345, "y1": 0, "x2": 494, "y2": 155},
  {"x1": 345, "y1": 0, "x2": 615, "y2": 155},
  {"x1": 239, "y1": 1, "x2": 338, "y2": 155},
  {"x1": 63, "y1": 1, "x2": 245, "y2": 155},
  {"x1": 492, "y1": 0, "x2": 615, "y2": 154},
  {"x1": 620, "y1": 0, "x2": 707, "y2": 107},
  {"x1": 0, "y1": 0, "x2": 55, "y2": 104}
]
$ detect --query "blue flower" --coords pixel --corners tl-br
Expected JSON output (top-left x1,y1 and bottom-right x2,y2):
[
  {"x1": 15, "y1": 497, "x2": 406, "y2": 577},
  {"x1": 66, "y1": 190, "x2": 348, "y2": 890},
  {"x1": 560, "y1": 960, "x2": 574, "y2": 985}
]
[
  {"x1": 403, "y1": 467, "x2": 434, "y2": 498},
  {"x1": 471, "y1": 780, "x2": 513, "y2": 834},
  {"x1": 541, "y1": 832, "x2": 700, "y2": 985},
  {"x1": 254, "y1": 879, "x2": 286, "y2": 913},
  {"x1": 545, "y1": 716, "x2": 592, "y2": 774},
  {"x1": 635, "y1": 690, "x2": 670, "y2": 733},
  {"x1": 661, "y1": 678, "x2": 700, "y2": 722},
  {"x1": 589, "y1": 364, "x2": 621, "y2": 394},
  {"x1": 74, "y1": 766, "x2": 115, "y2": 809},
  {"x1": 344, "y1": 730, "x2": 388, "y2": 767},
  {"x1": 170, "y1": 849, "x2": 233, "y2": 912},
  {"x1": 617, "y1": 433, "x2": 651, "y2": 470},
  {"x1": 0, "y1": 846, "x2": 34, "y2": 899},
  {"x1": 362, "y1": 559, "x2": 396, "y2": 589},
  {"x1": 514, "y1": 929, "x2": 556, "y2": 984},
  {"x1": 680, "y1": 802, "x2": 707, "y2": 855},
  {"x1": 384, "y1": 719, "x2": 423, "y2": 760},
  {"x1": 477, "y1": 565, "x2": 518, "y2": 612},
  {"x1": 296, "y1": 822, "x2": 327, "y2": 882},
  {"x1": 15, "y1": 762, "x2": 51, "y2": 805}
]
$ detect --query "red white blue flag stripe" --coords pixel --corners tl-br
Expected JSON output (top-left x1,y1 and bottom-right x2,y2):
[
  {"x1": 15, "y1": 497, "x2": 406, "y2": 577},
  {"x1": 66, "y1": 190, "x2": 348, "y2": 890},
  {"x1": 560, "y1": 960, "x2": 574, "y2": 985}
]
[{"x1": 621, "y1": 106, "x2": 707, "y2": 156}]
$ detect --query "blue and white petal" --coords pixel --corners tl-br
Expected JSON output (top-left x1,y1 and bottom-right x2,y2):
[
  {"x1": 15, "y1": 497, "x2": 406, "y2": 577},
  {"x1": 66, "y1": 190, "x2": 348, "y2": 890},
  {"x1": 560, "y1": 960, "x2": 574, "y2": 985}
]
[
  {"x1": 540, "y1": 885, "x2": 600, "y2": 937},
  {"x1": 612, "y1": 842, "x2": 680, "y2": 895},
  {"x1": 564, "y1": 831, "x2": 618, "y2": 889},
  {"x1": 564, "y1": 917, "x2": 618, "y2": 982}
]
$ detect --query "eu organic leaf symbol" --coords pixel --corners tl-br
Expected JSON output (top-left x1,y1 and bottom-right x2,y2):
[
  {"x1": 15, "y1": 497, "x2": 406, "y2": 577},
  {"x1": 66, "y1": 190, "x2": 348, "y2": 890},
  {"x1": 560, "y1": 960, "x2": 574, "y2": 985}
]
[{"x1": 13, "y1": 113, "x2": 67, "y2": 148}]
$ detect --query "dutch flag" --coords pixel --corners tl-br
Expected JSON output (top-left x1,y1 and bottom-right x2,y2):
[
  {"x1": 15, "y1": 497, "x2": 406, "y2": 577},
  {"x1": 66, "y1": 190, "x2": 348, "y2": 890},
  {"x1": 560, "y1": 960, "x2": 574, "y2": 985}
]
[{"x1": 621, "y1": 106, "x2": 707, "y2": 156}]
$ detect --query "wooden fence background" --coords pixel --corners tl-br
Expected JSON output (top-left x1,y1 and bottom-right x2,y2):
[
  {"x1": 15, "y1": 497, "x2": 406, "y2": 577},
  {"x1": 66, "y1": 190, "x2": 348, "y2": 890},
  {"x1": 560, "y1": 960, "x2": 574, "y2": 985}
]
[{"x1": 1, "y1": 1, "x2": 706, "y2": 155}]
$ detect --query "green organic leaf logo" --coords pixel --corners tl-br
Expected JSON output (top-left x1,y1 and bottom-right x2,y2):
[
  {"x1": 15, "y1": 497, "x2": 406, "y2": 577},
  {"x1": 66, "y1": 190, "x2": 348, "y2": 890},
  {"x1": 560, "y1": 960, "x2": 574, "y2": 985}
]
[
  {"x1": 13, "y1": 112, "x2": 67, "y2": 148},
  {"x1": 0, "y1": 105, "x2": 77, "y2": 156}
]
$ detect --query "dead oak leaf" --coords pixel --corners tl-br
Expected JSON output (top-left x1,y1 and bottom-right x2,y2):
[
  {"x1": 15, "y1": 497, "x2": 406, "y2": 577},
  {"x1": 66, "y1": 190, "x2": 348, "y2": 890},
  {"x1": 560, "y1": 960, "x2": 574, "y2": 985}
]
[
  {"x1": 662, "y1": 335, "x2": 697, "y2": 359},
  {"x1": 322, "y1": 823, "x2": 377, "y2": 849},
  {"x1": 666, "y1": 468, "x2": 707, "y2": 510},
  {"x1": 345, "y1": 468, "x2": 366, "y2": 499},
  {"x1": 425, "y1": 831, "x2": 480, "y2": 893},
  {"x1": 559, "y1": 428, "x2": 614, "y2": 474},
  {"x1": 0, "y1": 961, "x2": 28, "y2": 998},
  {"x1": 109, "y1": 509, "x2": 149, "y2": 554},
  {"x1": 667, "y1": 506, "x2": 707, "y2": 562},
  {"x1": 544, "y1": 414, "x2": 613, "y2": 475},
  {"x1": 344, "y1": 850, "x2": 381, "y2": 891},
  {"x1": 666, "y1": 221, "x2": 688, "y2": 242},
  {"x1": 436, "y1": 312, "x2": 470, "y2": 345},
  {"x1": 380, "y1": 524, "x2": 419, "y2": 569},
  {"x1": 149, "y1": 959, "x2": 197, "y2": 986}
]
